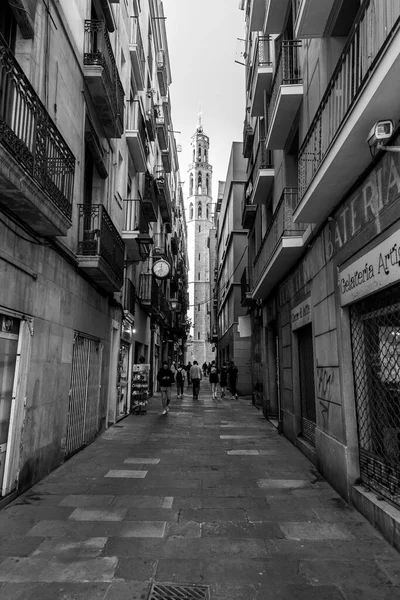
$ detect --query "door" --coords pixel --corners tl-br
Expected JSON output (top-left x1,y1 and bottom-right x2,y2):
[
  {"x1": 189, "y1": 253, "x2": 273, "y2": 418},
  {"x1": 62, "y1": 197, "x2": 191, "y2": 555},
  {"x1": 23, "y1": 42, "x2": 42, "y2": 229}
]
[{"x1": 298, "y1": 324, "x2": 316, "y2": 446}]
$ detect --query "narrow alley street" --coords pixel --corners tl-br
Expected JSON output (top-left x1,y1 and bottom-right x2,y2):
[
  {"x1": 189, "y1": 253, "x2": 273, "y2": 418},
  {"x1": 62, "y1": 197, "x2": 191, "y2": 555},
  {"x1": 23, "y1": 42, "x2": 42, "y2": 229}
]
[{"x1": 0, "y1": 383, "x2": 399, "y2": 600}]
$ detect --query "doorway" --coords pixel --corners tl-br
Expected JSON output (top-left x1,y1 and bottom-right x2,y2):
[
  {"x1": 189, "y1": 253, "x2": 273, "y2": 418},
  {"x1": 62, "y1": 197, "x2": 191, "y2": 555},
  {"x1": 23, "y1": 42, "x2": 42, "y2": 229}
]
[{"x1": 297, "y1": 324, "x2": 316, "y2": 446}]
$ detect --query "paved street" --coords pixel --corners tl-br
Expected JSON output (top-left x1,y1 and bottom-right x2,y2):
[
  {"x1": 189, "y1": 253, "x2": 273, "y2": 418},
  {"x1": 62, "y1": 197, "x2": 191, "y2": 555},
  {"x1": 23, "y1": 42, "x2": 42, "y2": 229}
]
[{"x1": 0, "y1": 381, "x2": 399, "y2": 600}]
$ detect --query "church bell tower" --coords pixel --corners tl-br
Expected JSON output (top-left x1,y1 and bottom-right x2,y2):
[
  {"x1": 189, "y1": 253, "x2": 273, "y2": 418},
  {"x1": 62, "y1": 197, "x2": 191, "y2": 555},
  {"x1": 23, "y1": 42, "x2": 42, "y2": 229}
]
[{"x1": 185, "y1": 117, "x2": 214, "y2": 365}]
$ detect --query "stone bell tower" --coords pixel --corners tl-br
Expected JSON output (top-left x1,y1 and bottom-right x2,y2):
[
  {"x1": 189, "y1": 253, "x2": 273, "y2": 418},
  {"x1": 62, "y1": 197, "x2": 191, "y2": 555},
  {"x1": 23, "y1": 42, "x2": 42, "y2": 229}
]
[{"x1": 185, "y1": 116, "x2": 214, "y2": 365}]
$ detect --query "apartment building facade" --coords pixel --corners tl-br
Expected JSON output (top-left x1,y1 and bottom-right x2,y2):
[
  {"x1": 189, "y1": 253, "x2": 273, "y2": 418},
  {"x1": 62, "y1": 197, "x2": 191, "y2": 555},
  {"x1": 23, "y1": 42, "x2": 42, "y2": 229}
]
[
  {"x1": 215, "y1": 143, "x2": 252, "y2": 395},
  {"x1": 241, "y1": 0, "x2": 400, "y2": 547},
  {"x1": 0, "y1": 0, "x2": 187, "y2": 504}
]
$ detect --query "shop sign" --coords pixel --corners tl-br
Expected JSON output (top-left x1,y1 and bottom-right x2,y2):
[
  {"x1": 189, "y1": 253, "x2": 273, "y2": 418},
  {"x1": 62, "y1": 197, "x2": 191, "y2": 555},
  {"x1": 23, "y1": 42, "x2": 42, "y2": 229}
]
[
  {"x1": 339, "y1": 229, "x2": 400, "y2": 306},
  {"x1": 325, "y1": 151, "x2": 400, "y2": 259},
  {"x1": 291, "y1": 298, "x2": 312, "y2": 331}
]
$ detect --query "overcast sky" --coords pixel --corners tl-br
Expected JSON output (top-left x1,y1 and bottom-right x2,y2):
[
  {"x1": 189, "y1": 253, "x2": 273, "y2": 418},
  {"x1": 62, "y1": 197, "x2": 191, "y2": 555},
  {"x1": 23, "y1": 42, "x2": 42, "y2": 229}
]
[{"x1": 162, "y1": 0, "x2": 245, "y2": 203}]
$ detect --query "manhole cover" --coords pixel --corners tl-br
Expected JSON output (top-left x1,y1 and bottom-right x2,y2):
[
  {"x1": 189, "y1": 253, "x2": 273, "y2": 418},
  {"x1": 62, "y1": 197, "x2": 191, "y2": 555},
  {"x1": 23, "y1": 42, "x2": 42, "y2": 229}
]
[{"x1": 148, "y1": 583, "x2": 210, "y2": 600}]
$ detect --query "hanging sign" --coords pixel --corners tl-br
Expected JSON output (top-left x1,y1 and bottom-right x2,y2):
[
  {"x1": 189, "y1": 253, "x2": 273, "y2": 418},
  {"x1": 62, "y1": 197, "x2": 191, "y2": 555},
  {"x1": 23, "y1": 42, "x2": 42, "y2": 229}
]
[{"x1": 339, "y1": 228, "x2": 400, "y2": 306}]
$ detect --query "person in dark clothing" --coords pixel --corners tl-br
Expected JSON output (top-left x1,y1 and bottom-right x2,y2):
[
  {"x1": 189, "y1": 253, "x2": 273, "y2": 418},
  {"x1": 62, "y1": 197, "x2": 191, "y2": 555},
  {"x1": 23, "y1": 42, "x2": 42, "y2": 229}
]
[
  {"x1": 190, "y1": 360, "x2": 203, "y2": 399},
  {"x1": 219, "y1": 362, "x2": 228, "y2": 397},
  {"x1": 186, "y1": 362, "x2": 192, "y2": 385},
  {"x1": 209, "y1": 360, "x2": 219, "y2": 399},
  {"x1": 156, "y1": 361, "x2": 174, "y2": 414},
  {"x1": 229, "y1": 360, "x2": 238, "y2": 399},
  {"x1": 202, "y1": 362, "x2": 208, "y2": 376}
]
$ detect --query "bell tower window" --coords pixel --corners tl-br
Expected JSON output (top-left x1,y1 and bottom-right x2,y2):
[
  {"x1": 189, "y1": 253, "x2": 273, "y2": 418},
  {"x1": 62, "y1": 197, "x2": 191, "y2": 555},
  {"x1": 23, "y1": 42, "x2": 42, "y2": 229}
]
[
  {"x1": 189, "y1": 173, "x2": 194, "y2": 196},
  {"x1": 189, "y1": 202, "x2": 193, "y2": 220},
  {"x1": 198, "y1": 202, "x2": 202, "y2": 218}
]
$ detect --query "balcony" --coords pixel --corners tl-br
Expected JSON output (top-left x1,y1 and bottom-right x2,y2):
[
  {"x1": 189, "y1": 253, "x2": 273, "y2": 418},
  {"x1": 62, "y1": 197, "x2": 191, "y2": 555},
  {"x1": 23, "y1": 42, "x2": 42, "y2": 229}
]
[
  {"x1": 142, "y1": 173, "x2": 158, "y2": 223},
  {"x1": 266, "y1": 40, "x2": 303, "y2": 149},
  {"x1": 246, "y1": 141, "x2": 274, "y2": 207},
  {"x1": 122, "y1": 199, "x2": 153, "y2": 262},
  {"x1": 146, "y1": 95, "x2": 156, "y2": 142},
  {"x1": 243, "y1": 118, "x2": 255, "y2": 159},
  {"x1": 171, "y1": 233, "x2": 178, "y2": 255},
  {"x1": 83, "y1": 20, "x2": 125, "y2": 138},
  {"x1": 77, "y1": 204, "x2": 124, "y2": 292},
  {"x1": 251, "y1": 188, "x2": 307, "y2": 299},
  {"x1": 85, "y1": 120, "x2": 108, "y2": 179},
  {"x1": 152, "y1": 232, "x2": 166, "y2": 257},
  {"x1": 293, "y1": 0, "x2": 335, "y2": 39},
  {"x1": 295, "y1": 1, "x2": 400, "y2": 224},
  {"x1": 156, "y1": 50, "x2": 168, "y2": 96},
  {"x1": 129, "y1": 17, "x2": 145, "y2": 91},
  {"x1": 250, "y1": 35, "x2": 273, "y2": 117},
  {"x1": 154, "y1": 166, "x2": 172, "y2": 231},
  {"x1": 248, "y1": 0, "x2": 266, "y2": 32},
  {"x1": 0, "y1": 36, "x2": 75, "y2": 236},
  {"x1": 126, "y1": 101, "x2": 148, "y2": 172},
  {"x1": 242, "y1": 194, "x2": 257, "y2": 229},
  {"x1": 138, "y1": 272, "x2": 158, "y2": 311},
  {"x1": 240, "y1": 267, "x2": 254, "y2": 307},
  {"x1": 161, "y1": 148, "x2": 172, "y2": 173},
  {"x1": 264, "y1": 0, "x2": 291, "y2": 34},
  {"x1": 155, "y1": 105, "x2": 168, "y2": 150}
]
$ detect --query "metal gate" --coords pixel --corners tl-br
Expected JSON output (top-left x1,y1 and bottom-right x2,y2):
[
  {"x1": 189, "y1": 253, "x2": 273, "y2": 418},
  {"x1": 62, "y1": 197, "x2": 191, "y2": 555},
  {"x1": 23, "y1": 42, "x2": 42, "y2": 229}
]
[
  {"x1": 298, "y1": 324, "x2": 316, "y2": 446},
  {"x1": 66, "y1": 332, "x2": 103, "y2": 457},
  {"x1": 350, "y1": 286, "x2": 400, "y2": 507}
]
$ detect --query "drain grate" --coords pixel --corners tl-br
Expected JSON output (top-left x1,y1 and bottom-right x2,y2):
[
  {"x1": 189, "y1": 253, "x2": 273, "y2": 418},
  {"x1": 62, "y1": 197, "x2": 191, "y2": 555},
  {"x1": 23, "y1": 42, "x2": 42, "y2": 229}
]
[{"x1": 148, "y1": 583, "x2": 210, "y2": 600}]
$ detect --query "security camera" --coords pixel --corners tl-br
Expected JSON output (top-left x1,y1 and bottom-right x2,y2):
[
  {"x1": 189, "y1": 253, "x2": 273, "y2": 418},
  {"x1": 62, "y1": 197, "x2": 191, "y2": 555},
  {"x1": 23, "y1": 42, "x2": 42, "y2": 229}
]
[{"x1": 366, "y1": 120, "x2": 394, "y2": 148}]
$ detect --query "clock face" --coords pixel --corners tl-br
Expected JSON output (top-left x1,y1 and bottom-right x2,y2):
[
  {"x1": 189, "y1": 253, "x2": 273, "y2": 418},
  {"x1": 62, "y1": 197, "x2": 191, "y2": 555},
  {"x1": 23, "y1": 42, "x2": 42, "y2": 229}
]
[{"x1": 152, "y1": 259, "x2": 171, "y2": 279}]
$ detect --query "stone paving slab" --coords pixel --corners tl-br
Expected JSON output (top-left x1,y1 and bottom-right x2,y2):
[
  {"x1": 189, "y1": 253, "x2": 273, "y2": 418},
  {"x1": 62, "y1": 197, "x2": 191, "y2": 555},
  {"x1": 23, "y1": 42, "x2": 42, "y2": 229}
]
[{"x1": 0, "y1": 383, "x2": 398, "y2": 599}]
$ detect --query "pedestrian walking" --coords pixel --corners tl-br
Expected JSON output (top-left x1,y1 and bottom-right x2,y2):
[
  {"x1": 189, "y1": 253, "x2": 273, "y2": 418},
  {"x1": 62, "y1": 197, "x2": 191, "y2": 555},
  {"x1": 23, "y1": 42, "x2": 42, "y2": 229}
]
[
  {"x1": 209, "y1": 360, "x2": 219, "y2": 399},
  {"x1": 202, "y1": 361, "x2": 208, "y2": 377},
  {"x1": 176, "y1": 363, "x2": 186, "y2": 398},
  {"x1": 228, "y1": 360, "x2": 239, "y2": 399},
  {"x1": 220, "y1": 362, "x2": 228, "y2": 397},
  {"x1": 186, "y1": 361, "x2": 192, "y2": 385},
  {"x1": 156, "y1": 361, "x2": 175, "y2": 414},
  {"x1": 190, "y1": 360, "x2": 203, "y2": 399}
]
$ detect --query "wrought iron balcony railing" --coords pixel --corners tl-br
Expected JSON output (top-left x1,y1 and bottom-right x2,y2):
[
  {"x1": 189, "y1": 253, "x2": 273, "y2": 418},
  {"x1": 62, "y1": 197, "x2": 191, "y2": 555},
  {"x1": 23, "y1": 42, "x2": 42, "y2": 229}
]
[
  {"x1": 267, "y1": 40, "x2": 302, "y2": 127},
  {"x1": 244, "y1": 140, "x2": 273, "y2": 200},
  {"x1": 298, "y1": 0, "x2": 400, "y2": 204},
  {"x1": 129, "y1": 16, "x2": 146, "y2": 88},
  {"x1": 240, "y1": 266, "x2": 253, "y2": 306},
  {"x1": 252, "y1": 188, "x2": 306, "y2": 289},
  {"x1": 0, "y1": 35, "x2": 75, "y2": 218},
  {"x1": 77, "y1": 204, "x2": 124, "y2": 285},
  {"x1": 84, "y1": 20, "x2": 125, "y2": 135},
  {"x1": 123, "y1": 198, "x2": 150, "y2": 233}
]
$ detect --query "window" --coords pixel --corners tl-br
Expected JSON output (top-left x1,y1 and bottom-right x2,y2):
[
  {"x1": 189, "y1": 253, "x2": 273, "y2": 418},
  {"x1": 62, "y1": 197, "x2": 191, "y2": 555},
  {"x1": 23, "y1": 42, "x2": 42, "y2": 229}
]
[
  {"x1": 198, "y1": 173, "x2": 202, "y2": 194},
  {"x1": 198, "y1": 253, "x2": 200, "y2": 260},
  {"x1": 198, "y1": 202, "x2": 202, "y2": 218},
  {"x1": 198, "y1": 304, "x2": 200, "y2": 311},
  {"x1": 198, "y1": 273, "x2": 200, "y2": 280},
  {"x1": 198, "y1": 332, "x2": 200, "y2": 340},
  {"x1": 199, "y1": 225, "x2": 201, "y2": 232},
  {"x1": 189, "y1": 173, "x2": 194, "y2": 196},
  {"x1": 189, "y1": 202, "x2": 193, "y2": 220},
  {"x1": 206, "y1": 205, "x2": 209, "y2": 219},
  {"x1": 206, "y1": 174, "x2": 209, "y2": 195}
]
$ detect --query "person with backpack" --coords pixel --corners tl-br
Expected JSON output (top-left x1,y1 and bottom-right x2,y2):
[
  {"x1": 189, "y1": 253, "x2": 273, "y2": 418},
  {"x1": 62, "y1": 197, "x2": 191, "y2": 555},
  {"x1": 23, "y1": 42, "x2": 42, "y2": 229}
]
[
  {"x1": 209, "y1": 360, "x2": 219, "y2": 400},
  {"x1": 219, "y1": 362, "x2": 228, "y2": 398},
  {"x1": 176, "y1": 363, "x2": 186, "y2": 399}
]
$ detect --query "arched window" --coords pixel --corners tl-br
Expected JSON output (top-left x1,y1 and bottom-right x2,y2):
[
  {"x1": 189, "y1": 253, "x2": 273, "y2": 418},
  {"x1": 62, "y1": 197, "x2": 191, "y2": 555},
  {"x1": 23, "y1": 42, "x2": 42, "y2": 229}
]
[
  {"x1": 189, "y1": 173, "x2": 193, "y2": 196},
  {"x1": 206, "y1": 174, "x2": 209, "y2": 195},
  {"x1": 197, "y1": 172, "x2": 202, "y2": 195},
  {"x1": 189, "y1": 202, "x2": 193, "y2": 220},
  {"x1": 206, "y1": 204, "x2": 209, "y2": 219},
  {"x1": 204, "y1": 149, "x2": 207, "y2": 162},
  {"x1": 198, "y1": 201, "x2": 202, "y2": 218},
  {"x1": 193, "y1": 148, "x2": 195, "y2": 162},
  {"x1": 198, "y1": 146, "x2": 201, "y2": 160}
]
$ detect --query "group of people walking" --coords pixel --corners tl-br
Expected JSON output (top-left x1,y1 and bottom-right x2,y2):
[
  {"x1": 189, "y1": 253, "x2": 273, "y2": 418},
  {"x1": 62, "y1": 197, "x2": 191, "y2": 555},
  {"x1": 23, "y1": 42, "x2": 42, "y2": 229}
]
[{"x1": 156, "y1": 359, "x2": 239, "y2": 414}]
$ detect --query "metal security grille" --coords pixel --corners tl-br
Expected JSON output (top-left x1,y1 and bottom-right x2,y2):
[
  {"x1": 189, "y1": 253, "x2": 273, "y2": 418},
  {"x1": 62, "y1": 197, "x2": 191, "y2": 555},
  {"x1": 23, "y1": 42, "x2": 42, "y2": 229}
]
[
  {"x1": 298, "y1": 324, "x2": 316, "y2": 446},
  {"x1": 350, "y1": 286, "x2": 400, "y2": 507},
  {"x1": 148, "y1": 584, "x2": 209, "y2": 600},
  {"x1": 66, "y1": 333, "x2": 103, "y2": 457}
]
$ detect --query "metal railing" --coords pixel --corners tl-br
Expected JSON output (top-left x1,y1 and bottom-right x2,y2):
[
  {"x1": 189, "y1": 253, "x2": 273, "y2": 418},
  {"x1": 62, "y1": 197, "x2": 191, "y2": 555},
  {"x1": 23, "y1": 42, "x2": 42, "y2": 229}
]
[
  {"x1": 152, "y1": 232, "x2": 166, "y2": 255},
  {"x1": 257, "y1": 35, "x2": 272, "y2": 67},
  {"x1": 123, "y1": 197, "x2": 150, "y2": 233},
  {"x1": 129, "y1": 16, "x2": 145, "y2": 79},
  {"x1": 252, "y1": 188, "x2": 306, "y2": 290},
  {"x1": 77, "y1": 204, "x2": 124, "y2": 285},
  {"x1": 0, "y1": 35, "x2": 75, "y2": 218},
  {"x1": 124, "y1": 277, "x2": 136, "y2": 316},
  {"x1": 244, "y1": 139, "x2": 273, "y2": 201},
  {"x1": 267, "y1": 40, "x2": 302, "y2": 128},
  {"x1": 298, "y1": 0, "x2": 400, "y2": 203},
  {"x1": 126, "y1": 100, "x2": 147, "y2": 151},
  {"x1": 84, "y1": 20, "x2": 125, "y2": 131},
  {"x1": 240, "y1": 266, "x2": 253, "y2": 304}
]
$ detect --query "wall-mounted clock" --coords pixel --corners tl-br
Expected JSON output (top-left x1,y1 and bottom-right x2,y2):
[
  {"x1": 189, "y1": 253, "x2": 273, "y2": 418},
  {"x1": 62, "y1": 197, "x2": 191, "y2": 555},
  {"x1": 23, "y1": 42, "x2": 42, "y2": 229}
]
[{"x1": 152, "y1": 258, "x2": 171, "y2": 280}]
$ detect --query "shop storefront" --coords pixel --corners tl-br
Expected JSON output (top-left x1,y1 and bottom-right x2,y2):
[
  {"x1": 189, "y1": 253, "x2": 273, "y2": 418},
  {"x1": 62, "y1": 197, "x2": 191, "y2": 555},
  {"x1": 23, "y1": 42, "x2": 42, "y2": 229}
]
[{"x1": 340, "y1": 229, "x2": 400, "y2": 508}]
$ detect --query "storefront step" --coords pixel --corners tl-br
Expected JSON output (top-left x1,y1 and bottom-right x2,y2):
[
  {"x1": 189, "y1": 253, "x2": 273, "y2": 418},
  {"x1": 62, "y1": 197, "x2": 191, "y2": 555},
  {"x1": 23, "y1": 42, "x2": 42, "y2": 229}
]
[{"x1": 352, "y1": 485, "x2": 400, "y2": 552}]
